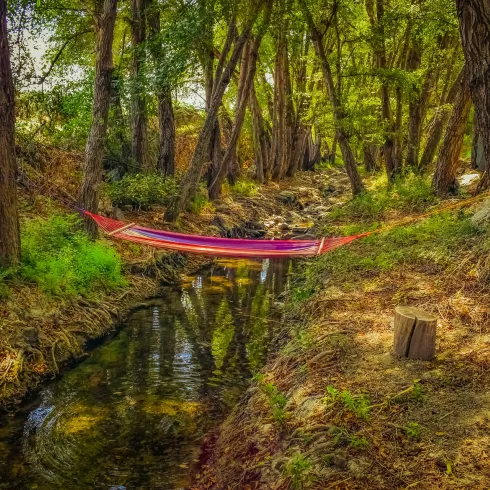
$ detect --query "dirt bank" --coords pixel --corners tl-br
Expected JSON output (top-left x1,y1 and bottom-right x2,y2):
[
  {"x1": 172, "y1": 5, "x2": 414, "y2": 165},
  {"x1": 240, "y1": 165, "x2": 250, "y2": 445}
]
[{"x1": 191, "y1": 172, "x2": 490, "y2": 489}]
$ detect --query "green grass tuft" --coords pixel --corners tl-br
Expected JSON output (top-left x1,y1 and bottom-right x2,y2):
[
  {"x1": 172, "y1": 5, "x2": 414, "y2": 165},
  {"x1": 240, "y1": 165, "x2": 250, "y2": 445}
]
[{"x1": 19, "y1": 214, "x2": 126, "y2": 297}]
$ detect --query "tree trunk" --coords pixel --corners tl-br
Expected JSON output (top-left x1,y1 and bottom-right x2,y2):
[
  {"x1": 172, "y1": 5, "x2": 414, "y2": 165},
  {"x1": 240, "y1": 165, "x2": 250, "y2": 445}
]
[
  {"x1": 406, "y1": 43, "x2": 423, "y2": 168},
  {"x1": 0, "y1": 0, "x2": 20, "y2": 267},
  {"x1": 271, "y1": 29, "x2": 288, "y2": 181},
  {"x1": 79, "y1": 0, "x2": 118, "y2": 238},
  {"x1": 363, "y1": 142, "x2": 379, "y2": 172},
  {"x1": 250, "y1": 80, "x2": 270, "y2": 183},
  {"x1": 156, "y1": 92, "x2": 175, "y2": 176},
  {"x1": 300, "y1": 0, "x2": 364, "y2": 195},
  {"x1": 419, "y1": 67, "x2": 464, "y2": 172},
  {"x1": 456, "y1": 0, "x2": 490, "y2": 184},
  {"x1": 393, "y1": 306, "x2": 437, "y2": 361},
  {"x1": 164, "y1": 2, "x2": 265, "y2": 222},
  {"x1": 432, "y1": 69, "x2": 472, "y2": 195},
  {"x1": 471, "y1": 115, "x2": 482, "y2": 170},
  {"x1": 130, "y1": 0, "x2": 149, "y2": 171},
  {"x1": 147, "y1": 0, "x2": 175, "y2": 176}
]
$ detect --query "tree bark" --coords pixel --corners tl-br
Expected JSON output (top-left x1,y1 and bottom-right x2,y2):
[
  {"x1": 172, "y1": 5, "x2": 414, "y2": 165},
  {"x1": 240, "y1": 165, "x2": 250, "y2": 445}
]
[
  {"x1": 0, "y1": 0, "x2": 20, "y2": 267},
  {"x1": 147, "y1": 0, "x2": 175, "y2": 176},
  {"x1": 250, "y1": 80, "x2": 270, "y2": 183},
  {"x1": 456, "y1": 0, "x2": 490, "y2": 184},
  {"x1": 432, "y1": 69, "x2": 472, "y2": 195},
  {"x1": 164, "y1": 1, "x2": 265, "y2": 222},
  {"x1": 418, "y1": 67, "x2": 464, "y2": 172},
  {"x1": 271, "y1": 29, "x2": 288, "y2": 181},
  {"x1": 156, "y1": 92, "x2": 175, "y2": 176},
  {"x1": 300, "y1": 0, "x2": 364, "y2": 195},
  {"x1": 130, "y1": 0, "x2": 149, "y2": 171},
  {"x1": 393, "y1": 306, "x2": 437, "y2": 361},
  {"x1": 406, "y1": 42, "x2": 423, "y2": 168},
  {"x1": 363, "y1": 142, "x2": 379, "y2": 172},
  {"x1": 79, "y1": 0, "x2": 118, "y2": 238}
]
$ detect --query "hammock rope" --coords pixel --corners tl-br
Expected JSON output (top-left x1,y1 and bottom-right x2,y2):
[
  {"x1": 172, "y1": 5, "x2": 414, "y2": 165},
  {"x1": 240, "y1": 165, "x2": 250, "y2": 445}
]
[{"x1": 83, "y1": 191, "x2": 489, "y2": 258}]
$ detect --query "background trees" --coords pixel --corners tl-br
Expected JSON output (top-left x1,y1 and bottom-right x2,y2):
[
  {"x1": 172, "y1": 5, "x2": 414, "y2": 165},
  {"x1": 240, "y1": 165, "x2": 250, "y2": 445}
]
[{"x1": 0, "y1": 0, "x2": 487, "y2": 230}]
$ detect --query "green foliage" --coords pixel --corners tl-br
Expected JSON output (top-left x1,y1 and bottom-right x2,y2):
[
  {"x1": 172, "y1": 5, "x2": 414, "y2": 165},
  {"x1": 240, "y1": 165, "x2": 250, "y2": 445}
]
[
  {"x1": 20, "y1": 214, "x2": 126, "y2": 297},
  {"x1": 230, "y1": 179, "x2": 259, "y2": 197},
  {"x1": 329, "y1": 174, "x2": 438, "y2": 223},
  {"x1": 340, "y1": 391, "x2": 371, "y2": 421},
  {"x1": 405, "y1": 422, "x2": 421, "y2": 440},
  {"x1": 284, "y1": 453, "x2": 312, "y2": 490},
  {"x1": 105, "y1": 173, "x2": 178, "y2": 209},
  {"x1": 323, "y1": 386, "x2": 370, "y2": 420},
  {"x1": 257, "y1": 377, "x2": 289, "y2": 426},
  {"x1": 348, "y1": 434, "x2": 369, "y2": 448},
  {"x1": 186, "y1": 184, "x2": 213, "y2": 215}
]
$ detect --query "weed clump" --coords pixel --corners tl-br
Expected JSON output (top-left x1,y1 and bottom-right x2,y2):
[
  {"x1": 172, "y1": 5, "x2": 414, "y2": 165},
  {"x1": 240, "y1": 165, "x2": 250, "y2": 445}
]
[{"x1": 19, "y1": 214, "x2": 126, "y2": 297}]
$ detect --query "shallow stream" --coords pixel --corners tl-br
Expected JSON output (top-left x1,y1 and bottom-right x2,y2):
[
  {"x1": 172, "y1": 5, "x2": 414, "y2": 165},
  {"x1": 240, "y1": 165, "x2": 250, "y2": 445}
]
[{"x1": 0, "y1": 258, "x2": 290, "y2": 489}]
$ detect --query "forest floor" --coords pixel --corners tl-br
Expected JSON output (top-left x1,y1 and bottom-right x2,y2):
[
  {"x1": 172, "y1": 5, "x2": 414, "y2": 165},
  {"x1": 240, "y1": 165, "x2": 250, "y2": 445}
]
[{"x1": 191, "y1": 167, "x2": 490, "y2": 489}]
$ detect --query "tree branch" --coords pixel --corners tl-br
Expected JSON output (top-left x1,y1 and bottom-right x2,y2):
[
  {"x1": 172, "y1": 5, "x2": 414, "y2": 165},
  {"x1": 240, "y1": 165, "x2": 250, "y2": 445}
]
[{"x1": 38, "y1": 29, "x2": 93, "y2": 85}]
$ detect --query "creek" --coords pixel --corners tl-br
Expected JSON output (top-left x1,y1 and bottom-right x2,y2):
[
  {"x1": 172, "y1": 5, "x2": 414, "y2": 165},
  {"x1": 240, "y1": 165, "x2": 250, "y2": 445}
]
[{"x1": 0, "y1": 258, "x2": 290, "y2": 489}]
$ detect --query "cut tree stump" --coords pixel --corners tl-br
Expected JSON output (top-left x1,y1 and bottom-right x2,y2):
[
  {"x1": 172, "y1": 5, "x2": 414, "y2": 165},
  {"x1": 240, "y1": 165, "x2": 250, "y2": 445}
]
[{"x1": 393, "y1": 306, "x2": 437, "y2": 361}]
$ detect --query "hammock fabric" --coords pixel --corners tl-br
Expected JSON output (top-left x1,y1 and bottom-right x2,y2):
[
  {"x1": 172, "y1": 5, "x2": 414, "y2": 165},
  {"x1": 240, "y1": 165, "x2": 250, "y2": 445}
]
[{"x1": 83, "y1": 211, "x2": 368, "y2": 258}]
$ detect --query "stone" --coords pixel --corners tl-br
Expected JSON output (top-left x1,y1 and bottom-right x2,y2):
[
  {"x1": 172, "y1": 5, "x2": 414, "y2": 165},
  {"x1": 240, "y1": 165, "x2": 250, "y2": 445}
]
[
  {"x1": 471, "y1": 199, "x2": 490, "y2": 230},
  {"x1": 277, "y1": 191, "x2": 297, "y2": 205}
]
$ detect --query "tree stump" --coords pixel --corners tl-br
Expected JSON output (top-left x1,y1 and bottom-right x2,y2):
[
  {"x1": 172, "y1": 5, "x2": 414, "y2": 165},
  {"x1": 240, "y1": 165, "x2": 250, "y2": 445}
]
[{"x1": 393, "y1": 306, "x2": 437, "y2": 361}]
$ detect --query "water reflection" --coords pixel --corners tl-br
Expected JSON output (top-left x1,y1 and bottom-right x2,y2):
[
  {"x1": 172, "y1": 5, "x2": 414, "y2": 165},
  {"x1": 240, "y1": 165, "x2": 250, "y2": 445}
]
[{"x1": 0, "y1": 258, "x2": 290, "y2": 490}]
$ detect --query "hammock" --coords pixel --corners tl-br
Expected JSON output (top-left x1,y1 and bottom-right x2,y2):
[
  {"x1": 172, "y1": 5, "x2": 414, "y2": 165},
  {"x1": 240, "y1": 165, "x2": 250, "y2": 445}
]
[{"x1": 83, "y1": 211, "x2": 367, "y2": 258}]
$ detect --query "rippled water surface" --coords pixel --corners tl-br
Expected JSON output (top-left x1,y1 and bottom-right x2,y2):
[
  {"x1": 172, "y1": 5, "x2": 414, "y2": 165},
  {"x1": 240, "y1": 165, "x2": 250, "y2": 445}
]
[{"x1": 0, "y1": 258, "x2": 289, "y2": 489}]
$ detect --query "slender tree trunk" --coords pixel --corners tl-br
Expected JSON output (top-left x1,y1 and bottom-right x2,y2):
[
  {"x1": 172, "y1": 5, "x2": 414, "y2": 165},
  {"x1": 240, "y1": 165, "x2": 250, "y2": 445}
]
[
  {"x1": 363, "y1": 142, "x2": 379, "y2": 172},
  {"x1": 130, "y1": 0, "x2": 149, "y2": 171},
  {"x1": 419, "y1": 67, "x2": 464, "y2": 172},
  {"x1": 250, "y1": 80, "x2": 270, "y2": 183},
  {"x1": 156, "y1": 92, "x2": 175, "y2": 176},
  {"x1": 79, "y1": 0, "x2": 118, "y2": 238},
  {"x1": 432, "y1": 70, "x2": 472, "y2": 194},
  {"x1": 164, "y1": 2, "x2": 265, "y2": 222},
  {"x1": 271, "y1": 29, "x2": 287, "y2": 181},
  {"x1": 147, "y1": 0, "x2": 175, "y2": 176},
  {"x1": 406, "y1": 43, "x2": 423, "y2": 168},
  {"x1": 456, "y1": 0, "x2": 490, "y2": 185},
  {"x1": 300, "y1": 0, "x2": 364, "y2": 195},
  {"x1": 0, "y1": 0, "x2": 20, "y2": 267}
]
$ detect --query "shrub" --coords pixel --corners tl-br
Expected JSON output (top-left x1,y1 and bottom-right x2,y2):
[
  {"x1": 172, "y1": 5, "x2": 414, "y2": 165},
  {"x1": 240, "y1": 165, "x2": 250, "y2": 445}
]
[
  {"x1": 105, "y1": 173, "x2": 178, "y2": 209},
  {"x1": 231, "y1": 179, "x2": 259, "y2": 197},
  {"x1": 329, "y1": 173, "x2": 438, "y2": 222},
  {"x1": 20, "y1": 214, "x2": 126, "y2": 297}
]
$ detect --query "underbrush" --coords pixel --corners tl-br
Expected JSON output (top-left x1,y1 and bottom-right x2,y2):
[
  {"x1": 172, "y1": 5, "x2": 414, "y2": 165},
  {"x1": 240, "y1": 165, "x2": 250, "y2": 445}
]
[
  {"x1": 329, "y1": 173, "x2": 438, "y2": 223},
  {"x1": 105, "y1": 173, "x2": 178, "y2": 209},
  {"x1": 229, "y1": 179, "x2": 259, "y2": 197},
  {"x1": 299, "y1": 212, "x2": 479, "y2": 297},
  {"x1": 3, "y1": 214, "x2": 127, "y2": 297}
]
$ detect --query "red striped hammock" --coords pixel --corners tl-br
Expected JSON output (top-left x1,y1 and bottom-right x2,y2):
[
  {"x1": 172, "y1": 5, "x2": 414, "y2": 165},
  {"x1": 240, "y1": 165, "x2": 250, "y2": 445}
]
[{"x1": 84, "y1": 211, "x2": 367, "y2": 258}]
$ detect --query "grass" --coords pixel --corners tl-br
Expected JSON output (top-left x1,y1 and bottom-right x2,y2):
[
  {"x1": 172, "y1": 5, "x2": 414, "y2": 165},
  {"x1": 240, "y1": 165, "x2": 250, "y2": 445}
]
[
  {"x1": 298, "y1": 212, "x2": 479, "y2": 298},
  {"x1": 328, "y1": 173, "x2": 438, "y2": 223},
  {"x1": 6, "y1": 214, "x2": 127, "y2": 297}
]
